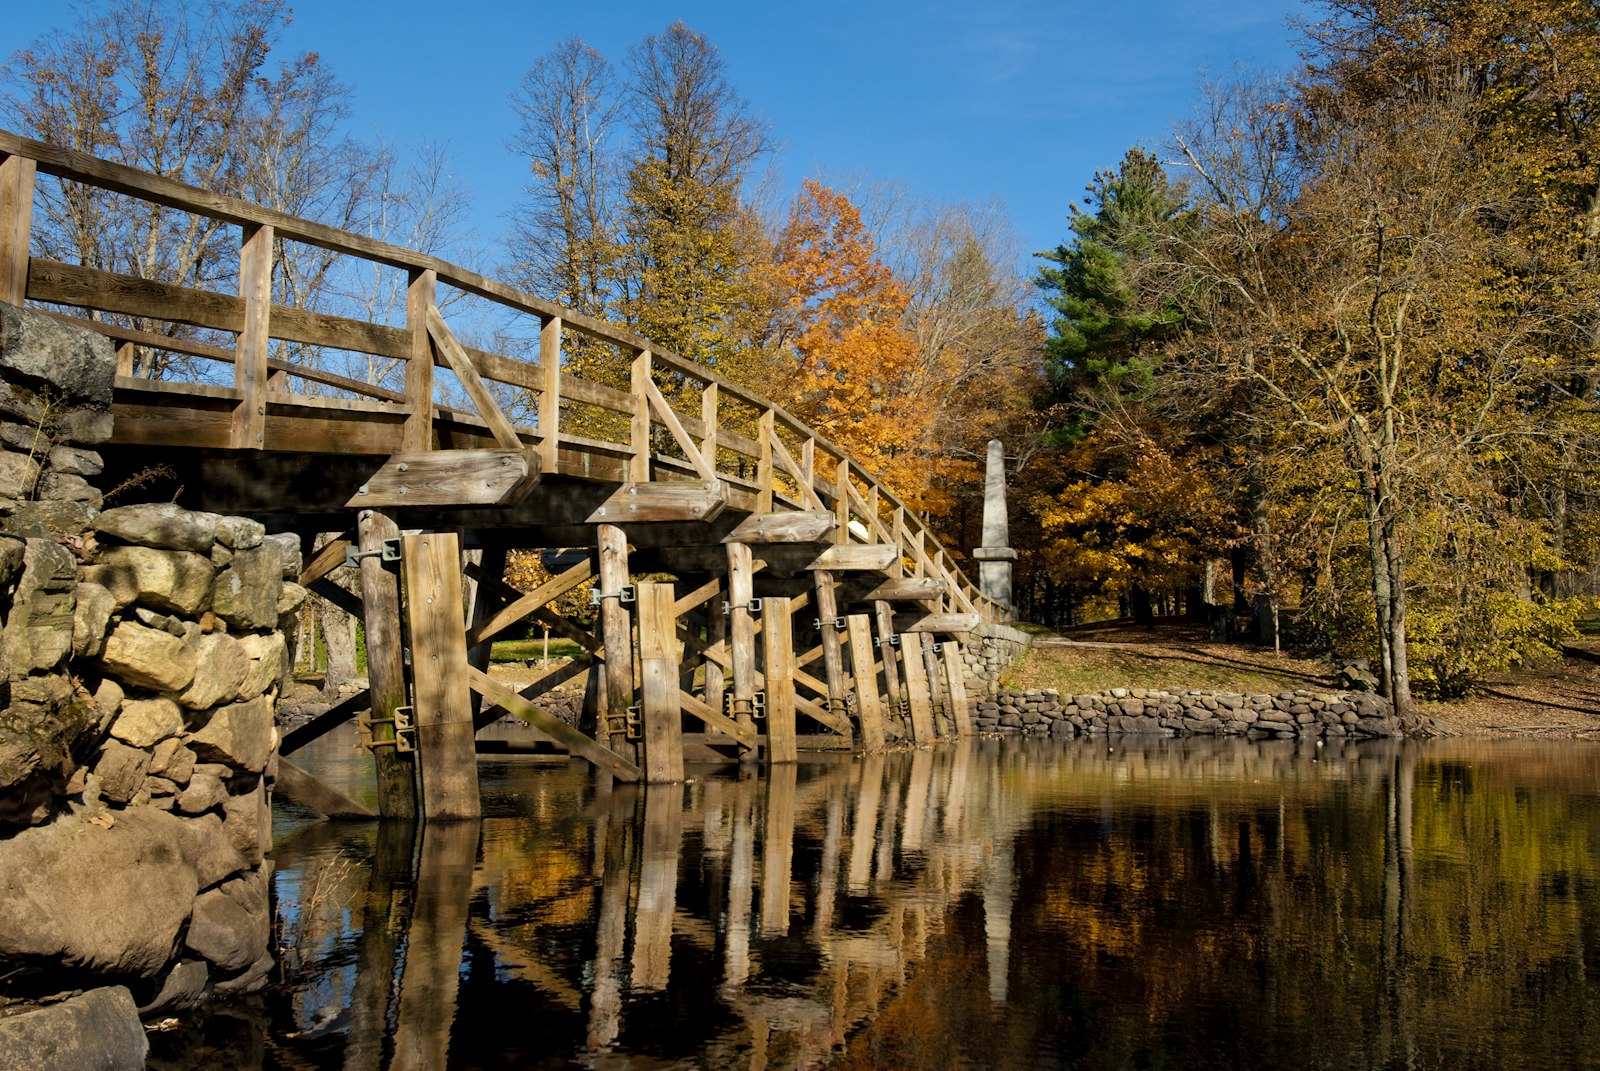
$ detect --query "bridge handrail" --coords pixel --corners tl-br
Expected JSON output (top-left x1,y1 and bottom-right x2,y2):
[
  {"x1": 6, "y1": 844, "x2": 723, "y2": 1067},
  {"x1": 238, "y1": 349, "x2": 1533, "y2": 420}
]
[{"x1": 0, "y1": 130, "x2": 1004, "y2": 622}]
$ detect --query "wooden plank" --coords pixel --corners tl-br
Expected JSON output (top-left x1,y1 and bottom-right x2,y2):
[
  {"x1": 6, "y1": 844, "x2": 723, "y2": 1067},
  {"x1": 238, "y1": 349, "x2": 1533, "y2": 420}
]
[
  {"x1": 426, "y1": 305, "x2": 525, "y2": 452},
  {"x1": 309, "y1": 576, "x2": 363, "y2": 619},
  {"x1": 0, "y1": 153, "x2": 35, "y2": 306},
  {"x1": 672, "y1": 576, "x2": 723, "y2": 618},
  {"x1": 899, "y1": 629, "x2": 937, "y2": 745},
  {"x1": 558, "y1": 369, "x2": 631, "y2": 412},
  {"x1": 587, "y1": 480, "x2": 725, "y2": 524},
  {"x1": 347, "y1": 449, "x2": 535, "y2": 508},
  {"x1": 892, "y1": 612, "x2": 981, "y2": 634},
  {"x1": 636, "y1": 581, "x2": 685, "y2": 783},
  {"x1": 404, "y1": 270, "x2": 436, "y2": 452},
  {"x1": 278, "y1": 687, "x2": 370, "y2": 756},
  {"x1": 845, "y1": 615, "x2": 886, "y2": 750},
  {"x1": 401, "y1": 531, "x2": 480, "y2": 820},
  {"x1": 467, "y1": 665, "x2": 642, "y2": 781},
  {"x1": 722, "y1": 510, "x2": 836, "y2": 545},
  {"x1": 595, "y1": 524, "x2": 637, "y2": 765},
  {"x1": 644, "y1": 375, "x2": 717, "y2": 480},
  {"x1": 941, "y1": 641, "x2": 973, "y2": 736},
  {"x1": 466, "y1": 557, "x2": 592, "y2": 647},
  {"x1": 761, "y1": 596, "x2": 798, "y2": 764},
  {"x1": 356, "y1": 509, "x2": 416, "y2": 819},
  {"x1": 857, "y1": 576, "x2": 945, "y2": 602},
  {"x1": 809, "y1": 544, "x2": 897, "y2": 572}
]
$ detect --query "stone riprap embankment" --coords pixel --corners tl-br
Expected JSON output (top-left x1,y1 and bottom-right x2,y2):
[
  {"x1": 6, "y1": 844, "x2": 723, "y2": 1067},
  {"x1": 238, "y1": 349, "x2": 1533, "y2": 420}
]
[
  {"x1": 0, "y1": 304, "x2": 303, "y2": 1067},
  {"x1": 973, "y1": 686, "x2": 1400, "y2": 740},
  {"x1": 960, "y1": 622, "x2": 1032, "y2": 696}
]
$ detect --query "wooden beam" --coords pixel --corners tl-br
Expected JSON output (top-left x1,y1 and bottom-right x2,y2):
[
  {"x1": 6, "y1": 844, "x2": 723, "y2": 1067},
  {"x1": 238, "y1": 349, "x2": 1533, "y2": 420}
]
[
  {"x1": 278, "y1": 687, "x2": 370, "y2": 756},
  {"x1": 809, "y1": 544, "x2": 897, "y2": 572},
  {"x1": 630, "y1": 350, "x2": 652, "y2": 482},
  {"x1": 672, "y1": 575, "x2": 723, "y2": 618},
  {"x1": 812, "y1": 571, "x2": 850, "y2": 743},
  {"x1": 0, "y1": 153, "x2": 35, "y2": 306},
  {"x1": 426, "y1": 306, "x2": 526, "y2": 453},
  {"x1": 587, "y1": 480, "x2": 725, "y2": 524},
  {"x1": 767, "y1": 428, "x2": 828, "y2": 511},
  {"x1": 275, "y1": 757, "x2": 376, "y2": 820},
  {"x1": 300, "y1": 534, "x2": 354, "y2": 587},
  {"x1": 232, "y1": 223, "x2": 272, "y2": 450},
  {"x1": 891, "y1": 612, "x2": 981, "y2": 634},
  {"x1": 899, "y1": 630, "x2": 937, "y2": 745},
  {"x1": 644, "y1": 376, "x2": 718, "y2": 481},
  {"x1": 677, "y1": 689, "x2": 755, "y2": 746},
  {"x1": 348, "y1": 449, "x2": 535, "y2": 508},
  {"x1": 466, "y1": 557, "x2": 592, "y2": 647},
  {"x1": 941, "y1": 641, "x2": 973, "y2": 736},
  {"x1": 467, "y1": 666, "x2": 641, "y2": 782},
  {"x1": 596, "y1": 524, "x2": 637, "y2": 765},
  {"x1": 873, "y1": 600, "x2": 904, "y2": 718},
  {"x1": 309, "y1": 576, "x2": 363, "y2": 619},
  {"x1": 699, "y1": 382, "x2": 720, "y2": 474},
  {"x1": 756, "y1": 410, "x2": 774, "y2": 512},
  {"x1": 855, "y1": 576, "x2": 946, "y2": 603},
  {"x1": 722, "y1": 510, "x2": 836, "y2": 544},
  {"x1": 401, "y1": 531, "x2": 480, "y2": 819}
]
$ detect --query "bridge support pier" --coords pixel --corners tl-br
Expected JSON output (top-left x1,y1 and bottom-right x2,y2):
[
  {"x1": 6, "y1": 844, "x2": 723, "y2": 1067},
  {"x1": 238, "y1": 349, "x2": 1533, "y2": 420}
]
[
  {"x1": 356, "y1": 509, "x2": 417, "y2": 819},
  {"x1": 401, "y1": 530, "x2": 481, "y2": 820},
  {"x1": 596, "y1": 524, "x2": 639, "y2": 769}
]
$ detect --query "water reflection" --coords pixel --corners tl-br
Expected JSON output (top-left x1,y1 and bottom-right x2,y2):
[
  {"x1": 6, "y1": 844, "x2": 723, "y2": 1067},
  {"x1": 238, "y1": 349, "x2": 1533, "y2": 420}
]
[{"x1": 250, "y1": 736, "x2": 1600, "y2": 1070}]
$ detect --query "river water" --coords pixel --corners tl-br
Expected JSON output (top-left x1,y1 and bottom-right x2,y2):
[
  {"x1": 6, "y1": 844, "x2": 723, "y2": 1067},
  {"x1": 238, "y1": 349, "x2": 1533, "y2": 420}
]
[{"x1": 153, "y1": 732, "x2": 1600, "y2": 1070}]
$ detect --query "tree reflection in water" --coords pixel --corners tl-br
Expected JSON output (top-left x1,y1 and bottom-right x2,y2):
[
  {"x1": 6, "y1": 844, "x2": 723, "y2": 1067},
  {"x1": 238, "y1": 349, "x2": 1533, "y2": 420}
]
[{"x1": 235, "y1": 736, "x2": 1600, "y2": 1070}]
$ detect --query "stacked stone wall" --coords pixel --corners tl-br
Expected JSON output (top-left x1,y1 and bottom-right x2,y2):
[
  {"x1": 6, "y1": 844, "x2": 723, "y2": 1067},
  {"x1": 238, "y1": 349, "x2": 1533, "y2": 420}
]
[
  {"x1": 972, "y1": 686, "x2": 1400, "y2": 740},
  {"x1": 960, "y1": 622, "x2": 1032, "y2": 696},
  {"x1": 0, "y1": 305, "x2": 303, "y2": 1065}
]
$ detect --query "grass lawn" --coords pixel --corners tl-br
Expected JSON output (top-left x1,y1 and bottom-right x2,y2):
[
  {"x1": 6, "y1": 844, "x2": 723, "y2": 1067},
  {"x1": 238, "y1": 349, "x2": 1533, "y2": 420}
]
[{"x1": 491, "y1": 637, "x2": 586, "y2": 663}]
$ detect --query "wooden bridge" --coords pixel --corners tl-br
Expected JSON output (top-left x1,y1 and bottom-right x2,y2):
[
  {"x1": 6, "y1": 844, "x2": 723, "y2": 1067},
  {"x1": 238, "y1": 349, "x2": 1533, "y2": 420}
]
[{"x1": 0, "y1": 130, "x2": 1006, "y2": 820}]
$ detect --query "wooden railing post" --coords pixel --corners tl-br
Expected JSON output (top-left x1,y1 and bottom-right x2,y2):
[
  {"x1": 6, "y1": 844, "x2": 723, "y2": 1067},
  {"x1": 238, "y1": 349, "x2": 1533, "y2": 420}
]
[
  {"x1": 0, "y1": 153, "x2": 36, "y2": 307},
  {"x1": 538, "y1": 315, "x2": 563, "y2": 473},
  {"x1": 757, "y1": 409, "x2": 775, "y2": 512},
  {"x1": 404, "y1": 268, "x2": 437, "y2": 452},
  {"x1": 630, "y1": 349, "x2": 652, "y2": 482},
  {"x1": 699, "y1": 381, "x2": 720, "y2": 475},
  {"x1": 232, "y1": 222, "x2": 272, "y2": 449}
]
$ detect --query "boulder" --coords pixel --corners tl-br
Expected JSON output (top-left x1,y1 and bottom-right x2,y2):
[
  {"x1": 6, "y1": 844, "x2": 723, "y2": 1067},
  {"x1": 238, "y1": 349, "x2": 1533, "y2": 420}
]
[
  {"x1": 93, "y1": 502, "x2": 215, "y2": 553},
  {"x1": 138, "y1": 957, "x2": 211, "y2": 1016},
  {"x1": 212, "y1": 546, "x2": 283, "y2": 630},
  {"x1": 221, "y1": 778, "x2": 268, "y2": 864},
  {"x1": 236, "y1": 632, "x2": 288, "y2": 700},
  {"x1": 185, "y1": 870, "x2": 270, "y2": 972},
  {"x1": 96, "y1": 619, "x2": 197, "y2": 692},
  {"x1": 93, "y1": 545, "x2": 213, "y2": 616},
  {"x1": 212, "y1": 514, "x2": 265, "y2": 550},
  {"x1": 0, "y1": 986, "x2": 147, "y2": 1071},
  {"x1": 0, "y1": 302, "x2": 116, "y2": 408},
  {"x1": 173, "y1": 811, "x2": 248, "y2": 888},
  {"x1": 148, "y1": 738, "x2": 195, "y2": 786},
  {"x1": 46, "y1": 444, "x2": 103, "y2": 477},
  {"x1": 263, "y1": 531, "x2": 302, "y2": 579},
  {"x1": 3, "y1": 537, "x2": 78, "y2": 675},
  {"x1": 0, "y1": 809, "x2": 198, "y2": 978},
  {"x1": 188, "y1": 696, "x2": 274, "y2": 773},
  {"x1": 94, "y1": 739, "x2": 152, "y2": 805},
  {"x1": 176, "y1": 632, "x2": 250, "y2": 710},
  {"x1": 109, "y1": 697, "x2": 183, "y2": 749},
  {"x1": 71, "y1": 580, "x2": 117, "y2": 658},
  {"x1": 176, "y1": 771, "x2": 227, "y2": 815},
  {"x1": 0, "y1": 450, "x2": 39, "y2": 500}
]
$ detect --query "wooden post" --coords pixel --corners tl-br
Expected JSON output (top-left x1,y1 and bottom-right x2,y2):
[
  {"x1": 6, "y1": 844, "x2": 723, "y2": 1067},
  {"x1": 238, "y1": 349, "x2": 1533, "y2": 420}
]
[
  {"x1": 400, "y1": 531, "x2": 480, "y2": 820},
  {"x1": 404, "y1": 269, "x2": 436, "y2": 452},
  {"x1": 0, "y1": 154, "x2": 36, "y2": 307},
  {"x1": 812, "y1": 571, "x2": 850, "y2": 742},
  {"x1": 699, "y1": 381, "x2": 720, "y2": 473},
  {"x1": 845, "y1": 614, "x2": 886, "y2": 750},
  {"x1": 703, "y1": 578, "x2": 727, "y2": 721},
  {"x1": 847, "y1": 752, "x2": 884, "y2": 893},
  {"x1": 232, "y1": 223, "x2": 272, "y2": 450},
  {"x1": 724, "y1": 773, "x2": 756, "y2": 987},
  {"x1": 636, "y1": 581, "x2": 684, "y2": 783},
  {"x1": 756, "y1": 410, "x2": 775, "y2": 512},
  {"x1": 391, "y1": 819, "x2": 477, "y2": 1071},
  {"x1": 941, "y1": 641, "x2": 973, "y2": 736},
  {"x1": 463, "y1": 543, "x2": 506, "y2": 723},
  {"x1": 596, "y1": 524, "x2": 638, "y2": 766},
  {"x1": 761, "y1": 596, "x2": 798, "y2": 764},
  {"x1": 356, "y1": 509, "x2": 416, "y2": 820},
  {"x1": 727, "y1": 542, "x2": 757, "y2": 761},
  {"x1": 588, "y1": 788, "x2": 633, "y2": 1049},
  {"x1": 873, "y1": 600, "x2": 904, "y2": 715},
  {"x1": 900, "y1": 629, "x2": 937, "y2": 745},
  {"x1": 760, "y1": 762, "x2": 797, "y2": 935},
  {"x1": 919, "y1": 633, "x2": 949, "y2": 738}
]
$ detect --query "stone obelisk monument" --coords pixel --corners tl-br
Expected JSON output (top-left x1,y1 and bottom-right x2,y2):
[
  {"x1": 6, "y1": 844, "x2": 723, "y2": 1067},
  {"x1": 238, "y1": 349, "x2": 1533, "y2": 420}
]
[{"x1": 972, "y1": 439, "x2": 1016, "y2": 614}]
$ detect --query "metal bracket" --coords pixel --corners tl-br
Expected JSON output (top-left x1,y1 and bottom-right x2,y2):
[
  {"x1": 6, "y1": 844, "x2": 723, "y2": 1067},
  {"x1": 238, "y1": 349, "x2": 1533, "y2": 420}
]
[
  {"x1": 812, "y1": 617, "x2": 847, "y2": 632},
  {"x1": 930, "y1": 642, "x2": 943, "y2": 653},
  {"x1": 624, "y1": 705, "x2": 642, "y2": 741},
  {"x1": 875, "y1": 634, "x2": 901, "y2": 649},
  {"x1": 725, "y1": 692, "x2": 766, "y2": 720},
  {"x1": 722, "y1": 598, "x2": 763, "y2": 616},
  {"x1": 590, "y1": 584, "x2": 637, "y2": 606},
  {"x1": 344, "y1": 537, "x2": 402, "y2": 569},
  {"x1": 393, "y1": 705, "x2": 416, "y2": 753}
]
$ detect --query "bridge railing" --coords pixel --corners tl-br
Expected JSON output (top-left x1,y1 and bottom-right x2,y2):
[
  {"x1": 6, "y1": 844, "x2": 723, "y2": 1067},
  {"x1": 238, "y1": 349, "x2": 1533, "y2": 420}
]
[{"x1": 0, "y1": 130, "x2": 1006, "y2": 624}]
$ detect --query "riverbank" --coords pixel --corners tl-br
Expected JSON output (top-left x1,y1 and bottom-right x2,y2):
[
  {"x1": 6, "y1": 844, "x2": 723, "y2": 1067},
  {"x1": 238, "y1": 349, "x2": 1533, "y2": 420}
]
[{"x1": 1004, "y1": 621, "x2": 1600, "y2": 739}]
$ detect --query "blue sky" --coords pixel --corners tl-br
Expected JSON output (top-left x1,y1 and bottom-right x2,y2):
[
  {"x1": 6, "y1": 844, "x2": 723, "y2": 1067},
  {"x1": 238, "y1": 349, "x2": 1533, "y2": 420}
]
[{"x1": 5, "y1": 0, "x2": 1307, "y2": 278}]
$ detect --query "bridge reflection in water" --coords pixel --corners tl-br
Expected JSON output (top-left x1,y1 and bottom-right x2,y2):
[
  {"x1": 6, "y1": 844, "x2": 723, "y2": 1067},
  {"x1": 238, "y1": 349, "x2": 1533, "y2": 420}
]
[{"x1": 240, "y1": 736, "x2": 1600, "y2": 1070}]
